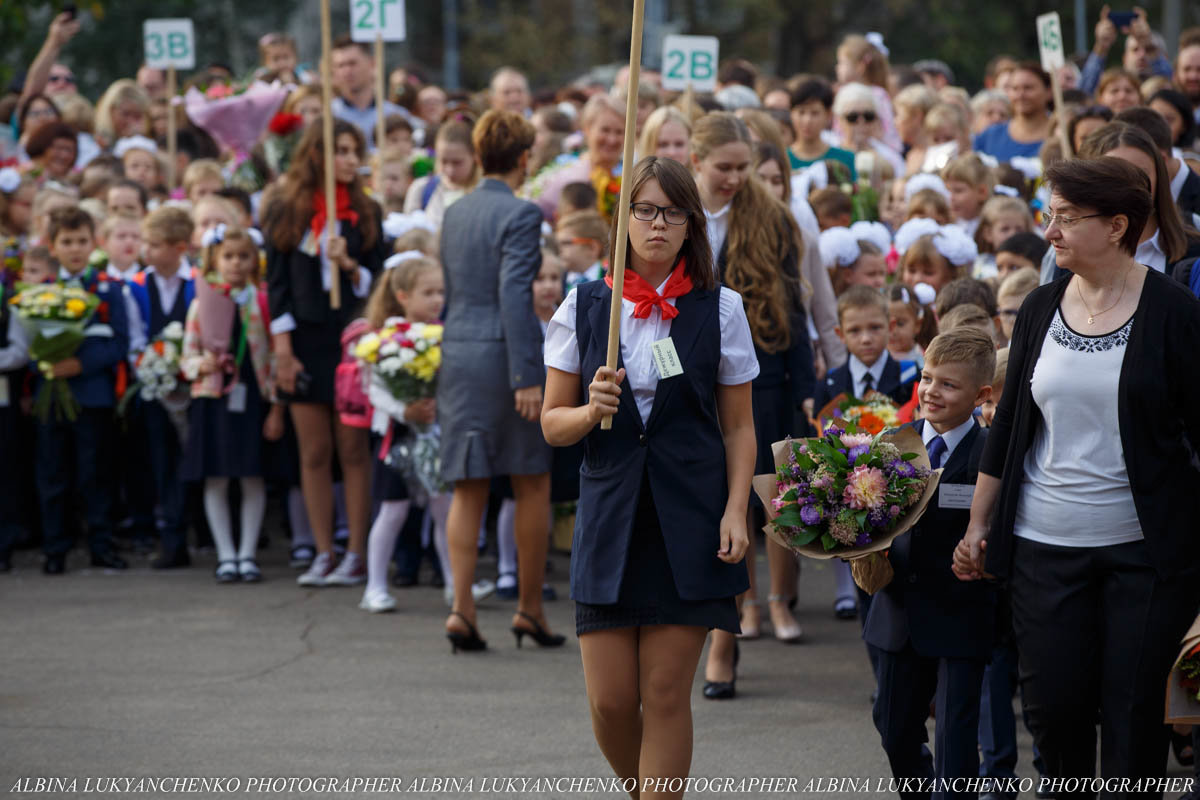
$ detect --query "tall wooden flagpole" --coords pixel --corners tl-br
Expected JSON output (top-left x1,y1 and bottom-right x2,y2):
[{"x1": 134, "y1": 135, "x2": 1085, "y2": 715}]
[
  {"x1": 375, "y1": 32, "x2": 386, "y2": 152},
  {"x1": 320, "y1": 0, "x2": 341, "y2": 309},
  {"x1": 600, "y1": 0, "x2": 645, "y2": 431}
]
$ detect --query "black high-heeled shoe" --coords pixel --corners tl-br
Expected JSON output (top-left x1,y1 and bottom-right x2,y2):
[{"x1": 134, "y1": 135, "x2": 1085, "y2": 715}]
[
  {"x1": 511, "y1": 611, "x2": 566, "y2": 648},
  {"x1": 703, "y1": 641, "x2": 739, "y2": 700},
  {"x1": 446, "y1": 611, "x2": 487, "y2": 654}
]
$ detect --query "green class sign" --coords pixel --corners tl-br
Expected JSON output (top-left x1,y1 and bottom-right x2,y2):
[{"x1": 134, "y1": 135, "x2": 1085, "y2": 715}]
[
  {"x1": 350, "y1": 0, "x2": 406, "y2": 42},
  {"x1": 143, "y1": 19, "x2": 195, "y2": 70},
  {"x1": 661, "y1": 35, "x2": 718, "y2": 92}
]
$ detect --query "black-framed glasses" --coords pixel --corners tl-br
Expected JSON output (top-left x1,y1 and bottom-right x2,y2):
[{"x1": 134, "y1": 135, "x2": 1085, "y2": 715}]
[
  {"x1": 1045, "y1": 212, "x2": 1105, "y2": 228},
  {"x1": 630, "y1": 202, "x2": 691, "y2": 225},
  {"x1": 844, "y1": 110, "x2": 877, "y2": 124}
]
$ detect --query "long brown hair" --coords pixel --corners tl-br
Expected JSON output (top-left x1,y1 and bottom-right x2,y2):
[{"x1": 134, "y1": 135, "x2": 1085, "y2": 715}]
[
  {"x1": 692, "y1": 112, "x2": 795, "y2": 353},
  {"x1": 608, "y1": 156, "x2": 715, "y2": 291},
  {"x1": 261, "y1": 118, "x2": 380, "y2": 252},
  {"x1": 1079, "y1": 122, "x2": 1187, "y2": 262}
]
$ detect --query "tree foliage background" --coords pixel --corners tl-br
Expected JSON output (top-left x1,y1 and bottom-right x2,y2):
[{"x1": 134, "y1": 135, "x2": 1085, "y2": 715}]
[{"x1": 3, "y1": 1, "x2": 1198, "y2": 100}]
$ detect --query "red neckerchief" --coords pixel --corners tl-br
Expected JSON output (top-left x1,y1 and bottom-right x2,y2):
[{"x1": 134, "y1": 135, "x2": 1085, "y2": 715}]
[
  {"x1": 604, "y1": 257, "x2": 693, "y2": 320},
  {"x1": 310, "y1": 184, "x2": 359, "y2": 243}
]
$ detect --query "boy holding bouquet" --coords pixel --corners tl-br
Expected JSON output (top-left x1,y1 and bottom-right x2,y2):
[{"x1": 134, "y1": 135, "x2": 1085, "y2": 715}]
[
  {"x1": 36, "y1": 206, "x2": 130, "y2": 574},
  {"x1": 863, "y1": 326, "x2": 997, "y2": 798},
  {"x1": 127, "y1": 207, "x2": 195, "y2": 569}
]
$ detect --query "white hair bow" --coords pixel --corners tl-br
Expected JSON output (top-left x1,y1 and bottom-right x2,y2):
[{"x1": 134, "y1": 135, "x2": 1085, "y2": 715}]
[
  {"x1": 818, "y1": 227, "x2": 862, "y2": 268},
  {"x1": 200, "y1": 223, "x2": 227, "y2": 248},
  {"x1": 903, "y1": 173, "x2": 950, "y2": 202},
  {"x1": 384, "y1": 250, "x2": 426, "y2": 270},
  {"x1": 849, "y1": 220, "x2": 892, "y2": 254},
  {"x1": 865, "y1": 32, "x2": 890, "y2": 58},
  {"x1": 382, "y1": 211, "x2": 437, "y2": 240},
  {"x1": 0, "y1": 167, "x2": 21, "y2": 194},
  {"x1": 113, "y1": 135, "x2": 159, "y2": 159},
  {"x1": 898, "y1": 282, "x2": 937, "y2": 308},
  {"x1": 993, "y1": 185, "x2": 1019, "y2": 198}
]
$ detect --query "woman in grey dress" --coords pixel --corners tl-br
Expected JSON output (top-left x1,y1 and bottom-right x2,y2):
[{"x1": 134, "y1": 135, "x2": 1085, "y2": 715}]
[{"x1": 438, "y1": 109, "x2": 560, "y2": 652}]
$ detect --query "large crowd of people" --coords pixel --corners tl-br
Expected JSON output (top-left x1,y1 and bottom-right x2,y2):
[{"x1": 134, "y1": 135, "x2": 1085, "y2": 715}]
[{"x1": 2, "y1": 7, "x2": 1200, "y2": 799}]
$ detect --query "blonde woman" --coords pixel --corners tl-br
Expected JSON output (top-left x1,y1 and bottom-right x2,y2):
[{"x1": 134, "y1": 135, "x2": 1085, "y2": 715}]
[
  {"x1": 94, "y1": 79, "x2": 150, "y2": 151},
  {"x1": 637, "y1": 105, "x2": 691, "y2": 165},
  {"x1": 691, "y1": 112, "x2": 816, "y2": 693}
]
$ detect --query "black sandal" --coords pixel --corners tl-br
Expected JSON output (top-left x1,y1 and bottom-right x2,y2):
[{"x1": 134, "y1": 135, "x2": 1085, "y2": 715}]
[
  {"x1": 1171, "y1": 729, "x2": 1194, "y2": 767},
  {"x1": 446, "y1": 611, "x2": 487, "y2": 653}
]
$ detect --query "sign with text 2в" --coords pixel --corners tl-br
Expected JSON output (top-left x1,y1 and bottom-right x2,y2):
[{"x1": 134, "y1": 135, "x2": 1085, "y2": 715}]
[
  {"x1": 350, "y1": 0, "x2": 407, "y2": 42},
  {"x1": 143, "y1": 19, "x2": 195, "y2": 70},
  {"x1": 1036, "y1": 12, "x2": 1065, "y2": 73},
  {"x1": 661, "y1": 35, "x2": 718, "y2": 92}
]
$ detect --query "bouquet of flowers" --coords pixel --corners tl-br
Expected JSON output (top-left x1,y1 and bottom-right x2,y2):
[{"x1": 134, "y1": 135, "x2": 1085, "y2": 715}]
[
  {"x1": 193, "y1": 272, "x2": 236, "y2": 356},
  {"x1": 590, "y1": 165, "x2": 621, "y2": 224},
  {"x1": 751, "y1": 423, "x2": 941, "y2": 593},
  {"x1": 119, "y1": 321, "x2": 191, "y2": 439},
  {"x1": 184, "y1": 81, "x2": 290, "y2": 155},
  {"x1": 8, "y1": 282, "x2": 101, "y2": 422},
  {"x1": 354, "y1": 319, "x2": 444, "y2": 496},
  {"x1": 1166, "y1": 614, "x2": 1200, "y2": 724},
  {"x1": 815, "y1": 391, "x2": 901, "y2": 435}
]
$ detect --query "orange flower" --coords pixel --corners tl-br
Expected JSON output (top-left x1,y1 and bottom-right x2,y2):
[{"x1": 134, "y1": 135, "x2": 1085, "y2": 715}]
[
  {"x1": 857, "y1": 412, "x2": 885, "y2": 434},
  {"x1": 153, "y1": 341, "x2": 165, "y2": 355}
]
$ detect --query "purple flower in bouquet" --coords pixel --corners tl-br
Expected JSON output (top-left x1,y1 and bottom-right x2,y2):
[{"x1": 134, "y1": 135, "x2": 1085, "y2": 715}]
[
  {"x1": 184, "y1": 82, "x2": 290, "y2": 153},
  {"x1": 890, "y1": 459, "x2": 917, "y2": 478},
  {"x1": 800, "y1": 503, "x2": 823, "y2": 526},
  {"x1": 847, "y1": 444, "x2": 871, "y2": 465}
]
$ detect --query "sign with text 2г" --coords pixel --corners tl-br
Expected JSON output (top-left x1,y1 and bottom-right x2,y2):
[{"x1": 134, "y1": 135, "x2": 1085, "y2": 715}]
[
  {"x1": 661, "y1": 35, "x2": 718, "y2": 92},
  {"x1": 350, "y1": 0, "x2": 407, "y2": 42},
  {"x1": 1036, "y1": 12, "x2": 1066, "y2": 73},
  {"x1": 143, "y1": 19, "x2": 195, "y2": 70}
]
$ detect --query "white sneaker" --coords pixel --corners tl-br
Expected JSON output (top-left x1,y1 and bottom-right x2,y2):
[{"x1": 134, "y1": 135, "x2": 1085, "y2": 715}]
[
  {"x1": 324, "y1": 552, "x2": 367, "y2": 586},
  {"x1": 297, "y1": 552, "x2": 335, "y2": 586},
  {"x1": 443, "y1": 578, "x2": 498, "y2": 607},
  {"x1": 358, "y1": 588, "x2": 397, "y2": 613}
]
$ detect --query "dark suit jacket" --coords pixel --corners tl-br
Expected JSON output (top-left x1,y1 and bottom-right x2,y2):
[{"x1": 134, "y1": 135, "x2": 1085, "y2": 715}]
[
  {"x1": 864, "y1": 419, "x2": 996, "y2": 661},
  {"x1": 812, "y1": 353, "x2": 918, "y2": 414},
  {"x1": 440, "y1": 178, "x2": 544, "y2": 390}
]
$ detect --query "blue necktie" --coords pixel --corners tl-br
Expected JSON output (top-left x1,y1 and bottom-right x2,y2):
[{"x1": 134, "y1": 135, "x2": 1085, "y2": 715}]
[{"x1": 927, "y1": 435, "x2": 947, "y2": 470}]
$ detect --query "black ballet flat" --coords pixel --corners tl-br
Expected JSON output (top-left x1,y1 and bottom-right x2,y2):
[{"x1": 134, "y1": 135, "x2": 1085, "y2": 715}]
[
  {"x1": 446, "y1": 611, "x2": 487, "y2": 654},
  {"x1": 511, "y1": 611, "x2": 566, "y2": 648},
  {"x1": 703, "y1": 642, "x2": 739, "y2": 700}
]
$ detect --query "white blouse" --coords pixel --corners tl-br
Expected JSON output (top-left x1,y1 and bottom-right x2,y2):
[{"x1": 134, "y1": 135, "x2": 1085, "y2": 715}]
[
  {"x1": 1013, "y1": 311, "x2": 1142, "y2": 548},
  {"x1": 544, "y1": 283, "x2": 760, "y2": 425}
]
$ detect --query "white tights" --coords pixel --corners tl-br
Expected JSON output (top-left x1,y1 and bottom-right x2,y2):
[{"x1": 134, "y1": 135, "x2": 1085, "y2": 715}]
[
  {"x1": 365, "y1": 493, "x2": 453, "y2": 595},
  {"x1": 204, "y1": 477, "x2": 266, "y2": 563}
]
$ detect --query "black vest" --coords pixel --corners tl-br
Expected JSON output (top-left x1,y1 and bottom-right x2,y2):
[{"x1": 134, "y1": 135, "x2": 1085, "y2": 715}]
[
  {"x1": 147, "y1": 277, "x2": 189, "y2": 337},
  {"x1": 570, "y1": 280, "x2": 750, "y2": 604}
]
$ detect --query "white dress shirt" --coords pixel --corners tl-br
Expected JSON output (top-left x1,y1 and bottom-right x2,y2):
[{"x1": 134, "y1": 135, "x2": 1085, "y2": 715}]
[
  {"x1": 544, "y1": 282, "x2": 760, "y2": 425},
  {"x1": 921, "y1": 415, "x2": 976, "y2": 465},
  {"x1": 1133, "y1": 229, "x2": 1166, "y2": 273},
  {"x1": 1170, "y1": 159, "x2": 1190, "y2": 203},
  {"x1": 704, "y1": 203, "x2": 732, "y2": 270},
  {"x1": 149, "y1": 268, "x2": 185, "y2": 316},
  {"x1": 847, "y1": 353, "x2": 888, "y2": 398}
]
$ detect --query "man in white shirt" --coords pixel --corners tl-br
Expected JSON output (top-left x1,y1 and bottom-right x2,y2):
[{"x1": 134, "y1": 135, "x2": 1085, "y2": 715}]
[{"x1": 330, "y1": 36, "x2": 423, "y2": 150}]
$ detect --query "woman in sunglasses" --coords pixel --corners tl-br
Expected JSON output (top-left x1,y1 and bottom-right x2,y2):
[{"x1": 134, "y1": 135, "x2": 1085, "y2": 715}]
[
  {"x1": 833, "y1": 83, "x2": 905, "y2": 178},
  {"x1": 542, "y1": 156, "x2": 758, "y2": 793}
]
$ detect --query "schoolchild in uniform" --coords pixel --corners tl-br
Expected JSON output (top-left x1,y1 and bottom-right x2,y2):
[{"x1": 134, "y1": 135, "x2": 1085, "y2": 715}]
[
  {"x1": 37, "y1": 206, "x2": 131, "y2": 574},
  {"x1": 863, "y1": 326, "x2": 997, "y2": 798},
  {"x1": 542, "y1": 156, "x2": 759, "y2": 795}
]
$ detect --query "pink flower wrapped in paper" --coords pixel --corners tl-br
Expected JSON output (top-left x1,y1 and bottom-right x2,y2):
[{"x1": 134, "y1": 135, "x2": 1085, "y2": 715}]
[
  {"x1": 193, "y1": 274, "x2": 235, "y2": 355},
  {"x1": 184, "y1": 81, "x2": 290, "y2": 154}
]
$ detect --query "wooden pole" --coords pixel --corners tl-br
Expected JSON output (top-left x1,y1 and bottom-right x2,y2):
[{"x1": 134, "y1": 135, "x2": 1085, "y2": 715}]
[
  {"x1": 319, "y1": 0, "x2": 341, "y2": 309},
  {"x1": 1051, "y1": 70, "x2": 1072, "y2": 158},
  {"x1": 600, "y1": 0, "x2": 645, "y2": 431},
  {"x1": 375, "y1": 32, "x2": 386, "y2": 152},
  {"x1": 166, "y1": 65, "x2": 177, "y2": 191}
]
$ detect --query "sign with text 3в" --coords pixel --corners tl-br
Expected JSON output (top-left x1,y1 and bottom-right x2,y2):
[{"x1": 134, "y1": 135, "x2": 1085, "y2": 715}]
[
  {"x1": 660, "y1": 35, "x2": 718, "y2": 92},
  {"x1": 350, "y1": 0, "x2": 407, "y2": 42},
  {"x1": 143, "y1": 19, "x2": 195, "y2": 70},
  {"x1": 1036, "y1": 12, "x2": 1065, "y2": 73}
]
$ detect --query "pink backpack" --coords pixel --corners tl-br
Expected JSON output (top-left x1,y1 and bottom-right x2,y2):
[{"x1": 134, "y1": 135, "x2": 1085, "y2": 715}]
[{"x1": 335, "y1": 318, "x2": 372, "y2": 428}]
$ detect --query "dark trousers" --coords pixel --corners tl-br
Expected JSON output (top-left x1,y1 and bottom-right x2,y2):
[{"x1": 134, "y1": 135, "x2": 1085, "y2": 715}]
[
  {"x1": 143, "y1": 402, "x2": 186, "y2": 558},
  {"x1": 871, "y1": 642, "x2": 986, "y2": 799},
  {"x1": 35, "y1": 408, "x2": 117, "y2": 557},
  {"x1": 0, "y1": 400, "x2": 25, "y2": 556},
  {"x1": 392, "y1": 504, "x2": 431, "y2": 578},
  {"x1": 979, "y1": 640, "x2": 1019, "y2": 789},
  {"x1": 117, "y1": 401, "x2": 157, "y2": 540},
  {"x1": 1011, "y1": 537, "x2": 1200, "y2": 798}
]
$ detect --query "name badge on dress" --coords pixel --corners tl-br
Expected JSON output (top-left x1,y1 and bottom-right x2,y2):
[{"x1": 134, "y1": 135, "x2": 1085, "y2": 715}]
[
  {"x1": 650, "y1": 337, "x2": 684, "y2": 379},
  {"x1": 939, "y1": 484, "x2": 974, "y2": 510},
  {"x1": 228, "y1": 382, "x2": 248, "y2": 414}
]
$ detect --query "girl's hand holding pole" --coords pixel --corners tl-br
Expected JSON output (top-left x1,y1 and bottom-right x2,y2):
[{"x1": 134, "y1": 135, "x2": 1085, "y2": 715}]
[{"x1": 586, "y1": 366, "x2": 625, "y2": 426}]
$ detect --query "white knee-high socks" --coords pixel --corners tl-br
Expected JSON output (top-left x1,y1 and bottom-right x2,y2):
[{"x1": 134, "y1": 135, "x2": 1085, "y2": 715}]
[
  {"x1": 203, "y1": 477, "x2": 267, "y2": 563},
  {"x1": 497, "y1": 497, "x2": 517, "y2": 578},
  {"x1": 366, "y1": 500, "x2": 410, "y2": 595},
  {"x1": 833, "y1": 558, "x2": 857, "y2": 602},
  {"x1": 288, "y1": 487, "x2": 314, "y2": 548},
  {"x1": 426, "y1": 493, "x2": 452, "y2": 585}
]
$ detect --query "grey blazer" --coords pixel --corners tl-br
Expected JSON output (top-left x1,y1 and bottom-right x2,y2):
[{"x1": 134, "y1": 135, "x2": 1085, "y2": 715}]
[{"x1": 440, "y1": 178, "x2": 545, "y2": 389}]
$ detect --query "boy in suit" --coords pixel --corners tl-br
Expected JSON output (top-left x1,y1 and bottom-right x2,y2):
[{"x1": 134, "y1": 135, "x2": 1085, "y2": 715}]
[
  {"x1": 127, "y1": 207, "x2": 195, "y2": 569},
  {"x1": 38, "y1": 207, "x2": 131, "y2": 574},
  {"x1": 813, "y1": 284, "x2": 918, "y2": 415},
  {"x1": 864, "y1": 326, "x2": 997, "y2": 799}
]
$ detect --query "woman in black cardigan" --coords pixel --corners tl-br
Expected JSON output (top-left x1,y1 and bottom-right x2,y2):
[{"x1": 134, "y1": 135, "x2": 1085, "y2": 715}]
[{"x1": 954, "y1": 157, "x2": 1200, "y2": 789}]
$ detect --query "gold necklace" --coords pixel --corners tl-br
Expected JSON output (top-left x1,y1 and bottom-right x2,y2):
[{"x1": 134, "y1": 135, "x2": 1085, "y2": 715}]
[{"x1": 1075, "y1": 266, "x2": 1130, "y2": 325}]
